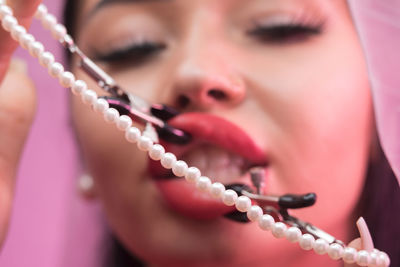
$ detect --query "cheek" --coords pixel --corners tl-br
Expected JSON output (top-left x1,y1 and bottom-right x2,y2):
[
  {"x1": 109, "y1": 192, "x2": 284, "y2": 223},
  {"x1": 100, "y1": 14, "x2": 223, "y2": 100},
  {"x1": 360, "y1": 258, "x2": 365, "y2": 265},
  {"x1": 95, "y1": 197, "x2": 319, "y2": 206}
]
[
  {"x1": 239, "y1": 32, "x2": 373, "y2": 237},
  {"x1": 70, "y1": 69, "x2": 149, "y2": 198}
]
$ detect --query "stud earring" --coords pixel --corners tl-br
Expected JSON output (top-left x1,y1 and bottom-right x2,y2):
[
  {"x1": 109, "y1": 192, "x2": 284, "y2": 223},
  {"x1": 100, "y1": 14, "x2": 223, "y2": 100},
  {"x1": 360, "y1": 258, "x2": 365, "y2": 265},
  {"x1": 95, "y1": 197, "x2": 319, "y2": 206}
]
[{"x1": 78, "y1": 173, "x2": 96, "y2": 199}]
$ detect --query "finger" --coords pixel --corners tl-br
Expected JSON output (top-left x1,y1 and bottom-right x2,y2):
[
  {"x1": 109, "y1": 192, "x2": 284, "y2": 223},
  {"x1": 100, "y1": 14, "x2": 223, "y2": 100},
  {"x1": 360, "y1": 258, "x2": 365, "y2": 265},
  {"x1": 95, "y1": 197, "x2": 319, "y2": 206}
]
[
  {"x1": 0, "y1": 0, "x2": 42, "y2": 78},
  {"x1": 0, "y1": 58, "x2": 36, "y2": 246},
  {"x1": 6, "y1": 0, "x2": 42, "y2": 18},
  {"x1": 356, "y1": 217, "x2": 374, "y2": 252}
]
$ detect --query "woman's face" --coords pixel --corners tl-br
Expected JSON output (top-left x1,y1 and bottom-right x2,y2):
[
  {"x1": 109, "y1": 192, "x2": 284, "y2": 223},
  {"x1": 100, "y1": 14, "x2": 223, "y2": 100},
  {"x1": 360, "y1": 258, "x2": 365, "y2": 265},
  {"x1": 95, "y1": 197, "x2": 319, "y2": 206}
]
[{"x1": 71, "y1": 0, "x2": 372, "y2": 266}]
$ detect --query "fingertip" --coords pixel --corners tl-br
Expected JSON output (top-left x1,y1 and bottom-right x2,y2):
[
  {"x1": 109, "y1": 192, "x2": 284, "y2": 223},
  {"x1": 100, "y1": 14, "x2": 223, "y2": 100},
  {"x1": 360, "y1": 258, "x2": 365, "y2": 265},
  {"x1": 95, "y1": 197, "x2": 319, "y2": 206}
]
[
  {"x1": 356, "y1": 217, "x2": 374, "y2": 252},
  {"x1": 5, "y1": 0, "x2": 42, "y2": 19}
]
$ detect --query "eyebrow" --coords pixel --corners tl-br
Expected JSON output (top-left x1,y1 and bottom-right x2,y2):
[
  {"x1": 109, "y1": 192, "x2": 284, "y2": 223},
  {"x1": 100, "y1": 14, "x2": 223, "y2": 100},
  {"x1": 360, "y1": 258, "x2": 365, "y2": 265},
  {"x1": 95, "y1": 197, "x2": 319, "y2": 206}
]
[{"x1": 92, "y1": 0, "x2": 168, "y2": 14}]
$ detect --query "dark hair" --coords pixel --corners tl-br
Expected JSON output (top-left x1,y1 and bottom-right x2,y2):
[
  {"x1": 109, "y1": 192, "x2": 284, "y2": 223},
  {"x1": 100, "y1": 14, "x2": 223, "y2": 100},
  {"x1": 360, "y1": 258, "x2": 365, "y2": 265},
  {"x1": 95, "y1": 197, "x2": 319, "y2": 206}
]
[
  {"x1": 63, "y1": 1, "x2": 400, "y2": 266},
  {"x1": 357, "y1": 143, "x2": 400, "y2": 265}
]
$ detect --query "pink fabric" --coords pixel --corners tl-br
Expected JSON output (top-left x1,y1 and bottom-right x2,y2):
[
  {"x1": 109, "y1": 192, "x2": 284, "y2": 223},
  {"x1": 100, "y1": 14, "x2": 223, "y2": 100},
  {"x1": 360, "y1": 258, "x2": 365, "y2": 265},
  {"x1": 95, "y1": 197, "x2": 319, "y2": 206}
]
[
  {"x1": 348, "y1": 0, "x2": 400, "y2": 185},
  {"x1": 0, "y1": 1, "x2": 102, "y2": 267}
]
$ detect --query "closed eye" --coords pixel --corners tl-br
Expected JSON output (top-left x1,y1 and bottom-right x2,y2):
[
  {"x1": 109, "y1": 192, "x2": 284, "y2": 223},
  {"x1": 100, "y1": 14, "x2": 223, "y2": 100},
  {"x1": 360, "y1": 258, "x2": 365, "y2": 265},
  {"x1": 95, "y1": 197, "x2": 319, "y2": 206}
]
[
  {"x1": 94, "y1": 42, "x2": 166, "y2": 65},
  {"x1": 247, "y1": 23, "x2": 323, "y2": 44}
]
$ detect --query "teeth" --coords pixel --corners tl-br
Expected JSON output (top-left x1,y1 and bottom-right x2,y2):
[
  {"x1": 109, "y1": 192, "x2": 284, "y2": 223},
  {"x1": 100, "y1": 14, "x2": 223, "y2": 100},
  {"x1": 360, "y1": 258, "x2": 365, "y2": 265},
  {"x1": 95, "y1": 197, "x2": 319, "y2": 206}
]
[{"x1": 181, "y1": 145, "x2": 247, "y2": 184}]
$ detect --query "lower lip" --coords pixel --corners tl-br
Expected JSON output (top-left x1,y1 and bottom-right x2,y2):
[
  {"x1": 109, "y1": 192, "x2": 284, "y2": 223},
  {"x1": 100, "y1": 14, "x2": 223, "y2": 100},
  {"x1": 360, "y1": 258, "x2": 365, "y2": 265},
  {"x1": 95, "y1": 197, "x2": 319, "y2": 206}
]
[
  {"x1": 153, "y1": 167, "x2": 269, "y2": 220},
  {"x1": 154, "y1": 178, "x2": 236, "y2": 220}
]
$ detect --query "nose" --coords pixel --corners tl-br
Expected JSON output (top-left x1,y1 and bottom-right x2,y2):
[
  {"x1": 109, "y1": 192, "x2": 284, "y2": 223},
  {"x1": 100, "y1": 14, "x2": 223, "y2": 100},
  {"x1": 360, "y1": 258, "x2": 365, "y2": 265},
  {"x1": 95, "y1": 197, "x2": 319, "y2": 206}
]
[{"x1": 171, "y1": 51, "x2": 246, "y2": 111}]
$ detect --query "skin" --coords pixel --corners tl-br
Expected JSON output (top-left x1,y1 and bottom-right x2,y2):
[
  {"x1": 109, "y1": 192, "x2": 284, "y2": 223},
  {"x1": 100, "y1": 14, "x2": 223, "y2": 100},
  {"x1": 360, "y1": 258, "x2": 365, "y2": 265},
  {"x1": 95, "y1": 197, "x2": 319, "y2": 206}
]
[
  {"x1": 0, "y1": 0, "x2": 372, "y2": 266},
  {"x1": 0, "y1": 0, "x2": 41, "y2": 247},
  {"x1": 71, "y1": 0, "x2": 372, "y2": 266}
]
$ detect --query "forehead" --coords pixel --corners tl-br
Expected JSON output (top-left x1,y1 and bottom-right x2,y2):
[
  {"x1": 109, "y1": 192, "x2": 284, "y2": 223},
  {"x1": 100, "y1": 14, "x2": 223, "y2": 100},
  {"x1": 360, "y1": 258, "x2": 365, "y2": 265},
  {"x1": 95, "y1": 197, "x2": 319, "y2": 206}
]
[
  {"x1": 79, "y1": 0, "x2": 346, "y2": 13},
  {"x1": 75, "y1": 0, "x2": 349, "y2": 29}
]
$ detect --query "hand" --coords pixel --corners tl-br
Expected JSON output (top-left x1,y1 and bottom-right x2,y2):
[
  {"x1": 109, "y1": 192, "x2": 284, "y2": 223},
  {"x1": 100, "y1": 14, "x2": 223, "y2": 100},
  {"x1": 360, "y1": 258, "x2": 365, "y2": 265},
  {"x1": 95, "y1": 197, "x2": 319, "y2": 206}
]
[
  {"x1": 0, "y1": 0, "x2": 41, "y2": 249},
  {"x1": 344, "y1": 217, "x2": 376, "y2": 267}
]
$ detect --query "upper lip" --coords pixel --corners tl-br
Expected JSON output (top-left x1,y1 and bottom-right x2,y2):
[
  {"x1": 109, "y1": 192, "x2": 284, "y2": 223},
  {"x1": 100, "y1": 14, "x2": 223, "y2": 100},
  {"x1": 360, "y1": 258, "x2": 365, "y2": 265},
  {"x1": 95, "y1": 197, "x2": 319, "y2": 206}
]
[{"x1": 149, "y1": 112, "x2": 268, "y2": 178}]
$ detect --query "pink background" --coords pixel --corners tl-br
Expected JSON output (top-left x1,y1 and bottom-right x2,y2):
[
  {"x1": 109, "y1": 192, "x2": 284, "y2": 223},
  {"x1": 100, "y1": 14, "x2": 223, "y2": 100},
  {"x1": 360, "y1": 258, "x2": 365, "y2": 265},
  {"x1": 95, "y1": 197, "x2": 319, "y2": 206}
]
[
  {"x1": 0, "y1": 1, "x2": 399, "y2": 266},
  {"x1": 0, "y1": 1, "x2": 103, "y2": 267}
]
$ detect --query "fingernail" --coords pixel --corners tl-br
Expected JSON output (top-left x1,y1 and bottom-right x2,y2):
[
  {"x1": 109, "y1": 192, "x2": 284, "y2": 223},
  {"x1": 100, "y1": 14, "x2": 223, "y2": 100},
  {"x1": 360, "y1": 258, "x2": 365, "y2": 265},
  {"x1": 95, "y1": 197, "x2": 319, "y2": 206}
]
[
  {"x1": 8, "y1": 58, "x2": 27, "y2": 74},
  {"x1": 356, "y1": 217, "x2": 374, "y2": 251}
]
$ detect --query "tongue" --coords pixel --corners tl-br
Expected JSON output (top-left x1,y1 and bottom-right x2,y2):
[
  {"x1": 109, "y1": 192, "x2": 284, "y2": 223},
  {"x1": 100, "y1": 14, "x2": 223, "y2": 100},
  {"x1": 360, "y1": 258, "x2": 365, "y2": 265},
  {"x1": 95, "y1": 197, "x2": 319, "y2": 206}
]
[{"x1": 155, "y1": 179, "x2": 236, "y2": 220}]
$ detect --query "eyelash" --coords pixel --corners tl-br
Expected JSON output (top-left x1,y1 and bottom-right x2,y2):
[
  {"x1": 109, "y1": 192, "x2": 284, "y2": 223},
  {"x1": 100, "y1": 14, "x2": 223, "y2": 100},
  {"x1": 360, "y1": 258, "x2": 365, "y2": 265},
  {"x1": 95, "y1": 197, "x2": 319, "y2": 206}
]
[
  {"x1": 94, "y1": 42, "x2": 166, "y2": 64},
  {"x1": 95, "y1": 22, "x2": 323, "y2": 65},
  {"x1": 247, "y1": 22, "x2": 324, "y2": 44}
]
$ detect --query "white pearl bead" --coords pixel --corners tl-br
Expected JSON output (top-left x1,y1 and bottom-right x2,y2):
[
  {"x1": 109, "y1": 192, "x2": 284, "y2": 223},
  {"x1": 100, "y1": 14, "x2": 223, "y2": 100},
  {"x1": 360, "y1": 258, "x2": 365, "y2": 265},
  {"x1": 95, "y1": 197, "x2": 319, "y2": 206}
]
[
  {"x1": 246, "y1": 205, "x2": 263, "y2": 222},
  {"x1": 258, "y1": 214, "x2": 275, "y2": 231},
  {"x1": 125, "y1": 127, "x2": 141, "y2": 143},
  {"x1": 286, "y1": 227, "x2": 302, "y2": 243},
  {"x1": 48, "y1": 62, "x2": 64, "y2": 78},
  {"x1": 185, "y1": 167, "x2": 201, "y2": 183},
  {"x1": 71, "y1": 80, "x2": 87, "y2": 95},
  {"x1": 51, "y1": 23, "x2": 67, "y2": 41},
  {"x1": 8, "y1": 22, "x2": 20, "y2": 35},
  {"x1": 28, "y1": 41, "x2": 44, "y2": 58},
  {"x1": 116, "y1": 115, "x2": 132, "y2": 131},
  {"x1": 272, "y1": 222, "x2": 287, "y2": 238},
  {"x1": 222, "y1": 189, "x2": 238, "y2": 206},
  {"x1": 42, "y1": 13, "x2": 57, "y2": 30},
  {"x1": 342, "y1": 247, "x2": 357, "y2": 264},
  {"x1": 375, "y1": 253, "x2": 385, "y2": 267},
  {"x1": 149, "y1": 144, "x2": 165, "y2": 161},
  {"x1": 327, "y1": 243, "x2": 344, "y2": 260},
  {"x1": 137, "y1": 136, "x2": 153, "y2": 151},
  {"x1": 196, "y1": 176, "x2": 212, "y2": 192},
  {"x1": 81, "y1": 89, "x2": 98, "y2": 105},
  {"x1": 2, "y1": 15, "x2": 17, "y2": 32},
  {"x1": 299, "y1": 234, "x2": 315, "y2": 251},
  {"x1": 313, "y1": 239, "x2": 329, "y2": 255},
  {"x1": 10, "y1": 25, "x2": 26, "y2": 42},
  {"x1": 39, "y1": 51, "x2": 55, "y2": 68},
  {"x1": 210, "y1": 182, "x2": 225, "y2": 199},
  {"x1": 59, "y1": 71, "x2": 75, "y2": 88},
  {"x1": 0, "y1": 5, "x2": 12, "y2": 20},
  {"x1": 93, "y1": 98, "x2": 109, "y2": 113},
  {"x1": 356, "y1": 250, "x2": 370, "y2": 266},
  {"x1": 172, "y1": 160, "x2": 188, "y2": 177},
  {"x1": 235, "y1": 195, "x2": 251, "y2": 212},
  {"x1": 160, "y1": 152, "x2": 176, "y2": 169},
  {"x1": 35, "y1": 4, "x2": 48, "y2": 20},
  {"x1": 377, "y1": 251, "x2": 390, "y2": 267},
  {"x1": 20, "y1": 33, "x2": 35, "y2": 50},
  {"x1": 369, "y1": 251, "x2": 378, "y2": 266},
  {"x1": 104, "y1": 108, "x2": 119, "y2": 123}
]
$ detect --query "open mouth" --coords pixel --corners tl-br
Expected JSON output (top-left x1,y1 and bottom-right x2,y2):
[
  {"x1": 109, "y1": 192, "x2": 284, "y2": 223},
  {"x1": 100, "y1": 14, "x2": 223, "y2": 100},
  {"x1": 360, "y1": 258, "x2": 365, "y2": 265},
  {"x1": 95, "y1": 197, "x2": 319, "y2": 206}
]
[
  {"x1": 148, "y1": 112, "x2": 268, "y2": 220},
  {"x1": 151, "y1": 143, "x2": 263, "y2": 183}
]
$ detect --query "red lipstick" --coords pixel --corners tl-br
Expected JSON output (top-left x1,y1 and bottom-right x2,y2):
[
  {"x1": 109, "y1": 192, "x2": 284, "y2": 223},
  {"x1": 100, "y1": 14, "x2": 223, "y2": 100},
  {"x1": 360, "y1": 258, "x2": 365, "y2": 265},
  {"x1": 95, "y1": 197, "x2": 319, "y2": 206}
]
[{"x1": 150, "y1": 113, "x2": 268, "y2": 220}]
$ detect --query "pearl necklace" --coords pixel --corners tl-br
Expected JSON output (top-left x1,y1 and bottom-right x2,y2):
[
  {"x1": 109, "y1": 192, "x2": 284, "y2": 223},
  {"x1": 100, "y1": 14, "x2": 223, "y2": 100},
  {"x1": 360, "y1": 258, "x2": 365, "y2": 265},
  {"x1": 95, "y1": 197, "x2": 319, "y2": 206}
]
[{"x1": 0, "y1": 2, "x2": 390, "y2": 266}]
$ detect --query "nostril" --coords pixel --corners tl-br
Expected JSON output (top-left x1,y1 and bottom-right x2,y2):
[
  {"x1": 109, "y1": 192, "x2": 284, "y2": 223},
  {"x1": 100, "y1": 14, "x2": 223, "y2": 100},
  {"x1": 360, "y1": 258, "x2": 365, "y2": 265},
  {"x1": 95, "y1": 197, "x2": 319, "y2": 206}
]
[
  {"x1": 176, "y1": 95, "x2": 191, "y2": 108},
  {"x1": 207, "y1": 89, "x2": 227, "y2": 101}
]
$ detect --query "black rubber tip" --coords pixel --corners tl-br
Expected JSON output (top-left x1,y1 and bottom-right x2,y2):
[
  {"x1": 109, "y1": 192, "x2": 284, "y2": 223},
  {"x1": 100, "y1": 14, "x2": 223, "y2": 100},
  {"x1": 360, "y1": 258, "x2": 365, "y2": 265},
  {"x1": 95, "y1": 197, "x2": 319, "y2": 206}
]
[
  {"x1": 157, "y1": 124, "x2": 192, "y2": 145},
  {"x1": 224, "y1": 183, "x2": 253, "y2": 196},
  {"x1": 224, "y1": 211, "x2": 250, "y2": 223},
  {"x1": 278, "y1": 193, "x2": 316, "y2": 209},
  {"x1": 151, "y1": 104, "x2": 180, "y2": 121}
]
